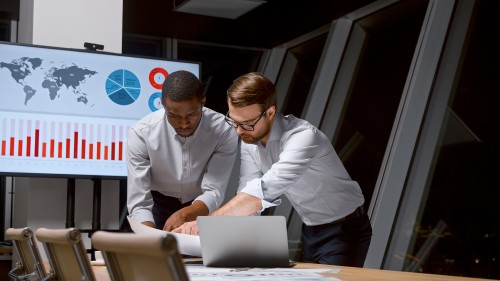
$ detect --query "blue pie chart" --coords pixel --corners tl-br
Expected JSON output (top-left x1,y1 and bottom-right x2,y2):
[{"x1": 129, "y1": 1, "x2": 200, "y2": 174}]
[
  {"x1": 148, "y1": 92, "x2": 163, "y2": 112},
  {"x1": 105, "y1": 69, "x2": 141, "y2": 105}
]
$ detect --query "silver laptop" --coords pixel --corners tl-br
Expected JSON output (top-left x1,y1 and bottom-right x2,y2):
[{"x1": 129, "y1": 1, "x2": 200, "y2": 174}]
[{"x1": 197, "y1": 216, "x2": 291, "y2": 268}]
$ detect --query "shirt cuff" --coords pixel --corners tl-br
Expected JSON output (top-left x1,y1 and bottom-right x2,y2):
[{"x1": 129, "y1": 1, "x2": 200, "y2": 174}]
[
  {"x1": 240, "y1": 178, "x2": 281, "y2": 212},
  {"x1": 194, "y1": 193, "x2": 217, "y2": 213},
  {"x1": 129, "y1": 208, "x2": 155, "y2": 225}
]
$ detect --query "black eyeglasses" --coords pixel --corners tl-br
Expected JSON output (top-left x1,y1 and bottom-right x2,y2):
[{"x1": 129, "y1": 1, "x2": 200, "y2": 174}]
[{"x1": 225, "y1": 108, "x2": 268, "y2": 131}]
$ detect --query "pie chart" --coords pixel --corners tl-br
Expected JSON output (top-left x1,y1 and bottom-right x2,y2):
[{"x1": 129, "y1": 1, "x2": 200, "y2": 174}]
[
  {"x1": 149, "y1": 67, "x2": 168, "y2": 89},
  {"x1": 105, "y1": 69, "x2": 141, "y2": 105},
  {"x1": 148, "y1": 92, "x2": 163, "y2": 112}
]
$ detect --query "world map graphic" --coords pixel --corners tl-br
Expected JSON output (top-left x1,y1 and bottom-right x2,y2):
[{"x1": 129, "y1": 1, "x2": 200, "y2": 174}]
[{"x1": 0, "y1": 57, "x2": 98, "y2": 106}]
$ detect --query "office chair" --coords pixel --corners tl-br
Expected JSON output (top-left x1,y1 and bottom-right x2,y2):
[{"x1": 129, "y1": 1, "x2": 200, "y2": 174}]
[
  {"x1": 35, "y1": 228, "x2": 95, "y2": 281},
  {"x1": 91, "y1": 231, "x2": 189, "y2": 281},
  {"x1": 5, "y1": 227, "x2": 48, "y2": 281}
]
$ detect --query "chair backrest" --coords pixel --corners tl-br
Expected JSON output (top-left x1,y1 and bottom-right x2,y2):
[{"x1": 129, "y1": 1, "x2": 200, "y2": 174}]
[
  {"x1": 35, "y1": 228, "x2": 95, "y2": 281},
  {"x1": 91, "y1": 231, "x2": 189, "y2": 281},
  {"x1": 5, "y1": 227, "x2": 47, "y2": 281}
]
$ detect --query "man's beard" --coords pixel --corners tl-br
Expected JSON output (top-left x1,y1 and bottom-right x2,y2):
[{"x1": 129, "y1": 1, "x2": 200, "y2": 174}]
[{"x1": 239, "y1": 125, "x2": 269, "y2": 145}]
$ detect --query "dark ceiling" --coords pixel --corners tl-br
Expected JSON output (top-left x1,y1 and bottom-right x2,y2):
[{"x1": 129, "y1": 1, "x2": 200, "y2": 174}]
[
  {"x1": 123, "y1": 0, "x2": 376, "y2": 49},
  {"x1": 1, "y1": 0, "x2": 377, "y2": 49}
]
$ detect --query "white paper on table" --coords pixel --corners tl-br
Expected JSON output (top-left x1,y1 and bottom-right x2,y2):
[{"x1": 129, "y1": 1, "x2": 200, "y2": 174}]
[
  {"x1": 127, "y1": 216, "x2": 202, "y2": 257},
  {"x1": 185, "y1": 266, "x2": 342, "y2": 281}
]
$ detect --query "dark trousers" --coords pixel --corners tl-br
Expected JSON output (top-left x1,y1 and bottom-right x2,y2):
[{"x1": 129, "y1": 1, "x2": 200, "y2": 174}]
[
  {"x1": 151, "y1": 191, "x2": 193, "y2": 230},
  {"x1": 301, "y1": 208, "x2": 372, "y2": 267}
]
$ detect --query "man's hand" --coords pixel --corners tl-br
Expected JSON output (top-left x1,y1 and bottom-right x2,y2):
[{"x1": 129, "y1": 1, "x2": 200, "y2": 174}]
[
  {"x1": 163, "y1": 210, "x2": 188, "y2": 231},
  {"x1": 141, "y1": 221, "x2": 156, "y2": 228},
  {"x1": 163, "y1": 200, "x2": 209, "y2": 231},
  {"x1": 172, "y1": 221, "x2": 199, "y2": 235}
]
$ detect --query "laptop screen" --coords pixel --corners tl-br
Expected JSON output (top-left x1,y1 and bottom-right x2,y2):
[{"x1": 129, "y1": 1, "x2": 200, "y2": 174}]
[{"x1": 197, "y1": 216, "x2": 290, "y2": 268}]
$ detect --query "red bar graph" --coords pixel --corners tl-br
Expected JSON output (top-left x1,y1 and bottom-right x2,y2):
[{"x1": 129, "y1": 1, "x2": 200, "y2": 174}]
[
  {"x1": 9, "y1": 137, "x2": 14, "y2": 156},
  {"x1": 1, "y1": 118, "x2": 5, "y2": 156},
  {"x1": 17, "y1": 120, "x2": 23, "y2": 156},
  {"x1": 73, "y1": 131, "x2": 78, "y2": 159},
  {"x1": 50, "y1": 121, "x2": 55, "y2": 158},
  {"x1": 17, "y1": 140, "x2": 22, "y2": 156},
  {"x1": 97, "y1": 142, "x2": 101, "y2": 160},
  {"x1": 42, "y1": 121, "x2": 47, "y2": 158},
  {"x1": 81, "y1": 124, "x2": 86, "y2": 159},
  {"x1": 42, "y1": 143, "x2": 47, "y2": 158},
  {"x1": 10, "y1": 119, "x2": 14, "y2": 156},
  {"x1": 34, "y1": 121, "x2": 40, "y2": 157},
  {"x1": 0, "y1": 117, "x2": 128, "y2": 162},
  {"x1": 58, "y1": 122, "x2": 63, "y2": 158},
  {"x1": 97, "y1": 124, "x2": 102, "y2": 160},
  {"x1": 66, "y1": 122, "x2": 71, "y2": 159},
  {"x1": 118, "y1": 125, "x2": 123, "y2": 161},
  {"x1": 26, "y1": 120, "x2": 32, "y2": 157}
]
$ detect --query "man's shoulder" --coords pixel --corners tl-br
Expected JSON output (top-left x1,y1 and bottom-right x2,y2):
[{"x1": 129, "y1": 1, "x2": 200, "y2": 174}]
[
  {"x1": 280, "y1": 114, "x2": 330, "y2": 143},
  {"x1": 282, "y1": 114, "x2": 318, "y2": 133},
  {"x1": 201, "y1": 107, "x2": 234, "y2": 133},
  {"x1": 131, "y1": 109, "x2": 165, "y2": 131},
  {"x1": 202, "y1": 106, "x2": 224, "y2": 120}
]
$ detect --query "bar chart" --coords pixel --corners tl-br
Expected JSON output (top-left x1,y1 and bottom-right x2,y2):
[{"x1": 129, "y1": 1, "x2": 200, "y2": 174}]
[{"x1": 0, "y1": 112, "x2": 134, "y2": 177}]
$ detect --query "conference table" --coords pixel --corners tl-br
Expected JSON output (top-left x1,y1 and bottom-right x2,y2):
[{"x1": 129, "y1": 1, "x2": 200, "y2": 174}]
[{"x1": 89, "y1": 261, "x2": 495, "y2": 281}]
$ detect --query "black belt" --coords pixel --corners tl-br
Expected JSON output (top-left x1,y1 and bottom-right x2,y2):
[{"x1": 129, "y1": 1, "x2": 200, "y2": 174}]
[{"x1": 330, "y1": 205, "x2": 365, "y2": 225}]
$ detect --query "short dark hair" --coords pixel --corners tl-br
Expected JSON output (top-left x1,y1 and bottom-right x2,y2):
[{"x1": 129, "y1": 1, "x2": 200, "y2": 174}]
[
  {"x1": 161, "y1": 70, "x2": 203, "y2": 102},
  {"x1": 226, "y1": 72, "x2": 277, "y2": 110}
]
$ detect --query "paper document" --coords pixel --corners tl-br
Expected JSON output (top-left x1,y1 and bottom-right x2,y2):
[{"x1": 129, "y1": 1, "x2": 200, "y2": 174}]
[
  {"x1": 127, "y1": 216, "x2": 202, "y2": 257},
  {"x1": 185, "y1": 266, "x2": 342, "y2": 281}
]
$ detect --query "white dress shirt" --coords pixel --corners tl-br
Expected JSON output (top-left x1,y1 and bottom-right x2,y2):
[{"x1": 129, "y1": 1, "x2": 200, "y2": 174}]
[
  {"x1": 238, "y1": 112, "x2": 365, "y2": 226},
  {"x1": 127, "y1": 107, "x2": 238, "y2": 224}
]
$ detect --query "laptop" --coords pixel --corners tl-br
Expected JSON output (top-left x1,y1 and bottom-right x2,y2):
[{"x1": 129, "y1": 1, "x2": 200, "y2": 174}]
[{"x1": 197, "y1": 216, "x2": 291, "y2": 268}]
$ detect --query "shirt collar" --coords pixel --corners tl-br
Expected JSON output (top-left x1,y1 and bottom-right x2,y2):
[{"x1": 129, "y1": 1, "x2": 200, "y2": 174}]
[{"x1": 258, "y1": 112, "x2": 283, "y2": 148}]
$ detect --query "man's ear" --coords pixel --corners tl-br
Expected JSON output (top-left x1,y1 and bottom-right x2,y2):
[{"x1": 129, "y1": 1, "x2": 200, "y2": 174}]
[
  {"x1": 267, "y1": 105, "x2": 276, "y2": 117},
  {"x1": 201, "y1": 96, "x2": 206, "y2": 106}
]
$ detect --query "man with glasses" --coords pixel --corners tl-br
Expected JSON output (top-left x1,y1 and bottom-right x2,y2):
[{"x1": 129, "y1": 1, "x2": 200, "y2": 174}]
[
  {"x1": 127, "y1": 70, "x2": 238, "y2": 231},
  {"x1": 174, "y1": 72, "x2": 372, "y2": 267}
]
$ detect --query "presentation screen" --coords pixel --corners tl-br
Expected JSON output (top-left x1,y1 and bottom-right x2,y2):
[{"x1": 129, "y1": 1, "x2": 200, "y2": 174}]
[{"x1": 0, "y1": 42, "x2": 200, "y2": 178}]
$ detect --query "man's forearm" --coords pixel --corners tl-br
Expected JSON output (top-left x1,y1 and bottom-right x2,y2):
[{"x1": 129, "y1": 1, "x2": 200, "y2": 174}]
[
  {"x1": 212, "y1": 192, "x2": 262, "y2": 216},
  {"x1": 164, "y1": 200, "x2": 210, "y2": 231},
  {"x1": 141, "y1": 221, "x2": 156, "y2": 228},
  {"x1": 182, "y1": 200, "x2": 210, "y2": 221}
]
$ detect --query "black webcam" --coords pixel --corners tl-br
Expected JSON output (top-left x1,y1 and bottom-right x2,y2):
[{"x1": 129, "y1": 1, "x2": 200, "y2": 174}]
[{"x1": 84, "y1": 42, "x2": 104, "y2": 51}]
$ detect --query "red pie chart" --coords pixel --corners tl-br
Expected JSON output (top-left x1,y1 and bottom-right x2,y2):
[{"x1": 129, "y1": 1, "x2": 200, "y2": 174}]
[{"x1": 149, "y1": 67, "x2": 168, "y2": 89}]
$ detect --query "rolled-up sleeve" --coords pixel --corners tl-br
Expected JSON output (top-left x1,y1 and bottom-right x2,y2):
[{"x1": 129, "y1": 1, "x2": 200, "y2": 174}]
[
  {"x1": 239, "y1": 128, "x2": 320, "y2": 211},
  {"x1": 126, "y1": 127, "x2": 155, "y2": 224}
]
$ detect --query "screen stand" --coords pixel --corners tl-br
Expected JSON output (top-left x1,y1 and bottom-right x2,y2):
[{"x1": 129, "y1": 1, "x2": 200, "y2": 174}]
[
  {"x1": 0, "y1": 176, "x2": 6, "y2": 241},
  {"x1": 65, "y1": 177, "x2": 102, "y2": 232},
  {"x1": 65, "y1": 178, "x2": 75, "y2": 228},
  {"x1": 91, "y1": 178, "x2": 101, "y2": 231},
  {"x1": 118, "y1": 178, "x2": 130, "y2": 231}
]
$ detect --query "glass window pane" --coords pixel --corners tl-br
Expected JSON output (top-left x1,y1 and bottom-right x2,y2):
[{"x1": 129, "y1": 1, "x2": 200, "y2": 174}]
[
  {"x1": 333, "y1": 4, "x2": 427, "y2": 204},
  {"x1": 392, "y1": 1, "x2": 500, "y2": 278},
  {"x1": 122, "y1": 36, "x2": 164, "y2": 58},
  {"x1": 0, "y1": 20, "x2": 10, "y2": 41},
  {"x1": 280, "y1": 34, "x2": 327, "y2": 117}
]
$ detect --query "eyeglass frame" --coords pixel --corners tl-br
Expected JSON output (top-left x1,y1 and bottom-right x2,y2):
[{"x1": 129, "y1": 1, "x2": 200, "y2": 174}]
[{"x1": 225, "y1": 108, "x2": 269, "y2": 131}]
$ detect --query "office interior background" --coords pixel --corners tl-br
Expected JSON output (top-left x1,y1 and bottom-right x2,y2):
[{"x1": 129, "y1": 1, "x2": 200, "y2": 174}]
[{"x1": 0, "y1": 0, "x2": 499, "y2": 279}]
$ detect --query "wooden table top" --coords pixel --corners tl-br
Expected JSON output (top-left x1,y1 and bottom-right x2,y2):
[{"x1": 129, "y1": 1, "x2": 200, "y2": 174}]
[
  {"x1": 296, "y1": 263, "x2": 494, "y2": 281},
  {"x1": 88, "y1": 261, "x2": 495, "y2": 281}
]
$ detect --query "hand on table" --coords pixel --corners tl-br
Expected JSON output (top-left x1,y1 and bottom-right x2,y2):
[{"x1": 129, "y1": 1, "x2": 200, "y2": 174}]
[{"x1": 172, "y1": 221, "x2": 199, "y2": 235}]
